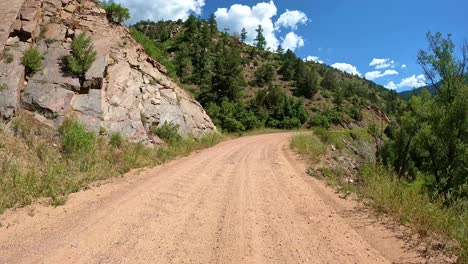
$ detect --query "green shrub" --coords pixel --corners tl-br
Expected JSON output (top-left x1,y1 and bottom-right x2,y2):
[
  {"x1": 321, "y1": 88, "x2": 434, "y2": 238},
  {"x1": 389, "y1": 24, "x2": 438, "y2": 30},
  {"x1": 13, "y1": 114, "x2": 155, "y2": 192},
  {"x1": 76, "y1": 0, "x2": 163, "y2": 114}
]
[
  {"x1": 22, "y1": 48, "x2": 43, "y2": 75},
  {"x1": 350, "y1": 107, "x2": 363, "y2": 121},
  {"x1": 152, "y1": 122, "x2": 182, "y2": 144},
  {"x1": 67, "y1": 33, "x2": 96, "y2": 78},
  {"x1": 309, "y1": 113, "x2": 330, "y2": 128},
  {"x1": 223, "y1": 117, "x2": 245, "y2": 132},
  {"x1": 109, "y1": 132, "x2": 123, "y2": 148},
  {"x1": 58, "y1": 118, "x2": 95, "y2": 155},
  {"x1": 101, "y1": 0, "x2": 130, "y2": 24}
]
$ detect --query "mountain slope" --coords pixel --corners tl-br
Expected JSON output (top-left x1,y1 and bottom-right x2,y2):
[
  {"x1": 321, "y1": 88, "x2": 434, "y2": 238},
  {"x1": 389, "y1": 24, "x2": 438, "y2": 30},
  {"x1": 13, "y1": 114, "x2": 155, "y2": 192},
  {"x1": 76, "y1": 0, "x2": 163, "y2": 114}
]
[
  {"x1": 0, "y1": 0, "x2": 216, "y2": 144},
  {"x1": 398, "y1": 84, "x2": 437, "y2": 98},
  {"x1": 131, "y1": 19, "x2": 404, "y2": 132}
]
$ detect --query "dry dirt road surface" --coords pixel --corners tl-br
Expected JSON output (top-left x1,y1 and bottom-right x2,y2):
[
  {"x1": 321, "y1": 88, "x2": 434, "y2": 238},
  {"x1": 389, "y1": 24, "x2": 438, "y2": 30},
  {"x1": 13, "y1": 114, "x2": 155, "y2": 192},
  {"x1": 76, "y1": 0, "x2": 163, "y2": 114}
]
[{"x1": 0, "y1": 133, "x2": 422, "y2": 264}]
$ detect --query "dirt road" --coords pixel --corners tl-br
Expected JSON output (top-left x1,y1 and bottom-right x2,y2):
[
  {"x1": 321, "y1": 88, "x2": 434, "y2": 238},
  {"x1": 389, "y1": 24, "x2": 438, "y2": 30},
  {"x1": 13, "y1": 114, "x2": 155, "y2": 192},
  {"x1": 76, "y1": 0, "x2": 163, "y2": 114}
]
[{"x1": 0, "y1": 133, "x2": 422, "y2": 264}]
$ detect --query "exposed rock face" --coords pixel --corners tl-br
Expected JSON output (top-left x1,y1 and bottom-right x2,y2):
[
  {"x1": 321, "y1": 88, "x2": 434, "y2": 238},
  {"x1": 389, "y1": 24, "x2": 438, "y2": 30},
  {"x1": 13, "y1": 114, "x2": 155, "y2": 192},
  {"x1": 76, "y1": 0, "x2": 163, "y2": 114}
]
[{"x1": 0, "y1": 0, "x2": 216, "y2": 143}]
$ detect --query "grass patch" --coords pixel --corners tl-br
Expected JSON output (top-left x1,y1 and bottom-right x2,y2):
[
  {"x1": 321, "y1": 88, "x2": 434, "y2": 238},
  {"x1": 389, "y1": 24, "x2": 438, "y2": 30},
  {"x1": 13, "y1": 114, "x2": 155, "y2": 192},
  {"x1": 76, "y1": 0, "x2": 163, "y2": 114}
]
[
  {"x1": 0, "y1": 117, "x2": 222, "y2": 214},
  {"x1": 152, "y1": 122, "x2": 182, "y2": 145},
  {"x1": 290, "y1": 129, "x2": 467, "y2": 262},
  {"x1": 290, "y1": 132, "x2": 326, "y2": 163},
  {"x1": 358, "y1": 164, "x2": 468, "y2": 262}
]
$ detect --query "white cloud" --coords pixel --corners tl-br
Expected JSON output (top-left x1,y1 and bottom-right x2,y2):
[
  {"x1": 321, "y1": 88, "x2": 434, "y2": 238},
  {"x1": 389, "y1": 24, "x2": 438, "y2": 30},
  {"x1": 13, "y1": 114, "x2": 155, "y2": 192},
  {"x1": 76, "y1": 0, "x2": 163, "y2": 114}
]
[
  {"x1": 364, "y1": 69, "x2": 399, "y2": 80},
  {"x1": 369, "y1": 58, "x2": 395, "y2": 69},
  {"x1": 116, "y1": 0, "x2": 205, "y2": 24},
  {"x1": 304, "y1": 56, "x2": 323, "y2": 64},
  {"x1": 401, "y1": 64, "x2": 407, "y2": 69},
  {"x1": 385, "y1": 81, "x2": 398, "y2": 90},
  {"x1": 275, "y1": 10, "x2": 308, "y2": 30},
  {"x1": 385, "y1": 74, "x2": 426, "y2": 90},
  {"x1": 281, "y1": 32, "x2": 304, "y2": 51},
  {"x1": 215, "y1": 2, "x2": 307, "y2": 50},
  {"x1": 215, "y1": 1, "x2": 279, "y2": 49},
  {"x1": 331, "y1": 63, "x2": 361, "y2": 76}
]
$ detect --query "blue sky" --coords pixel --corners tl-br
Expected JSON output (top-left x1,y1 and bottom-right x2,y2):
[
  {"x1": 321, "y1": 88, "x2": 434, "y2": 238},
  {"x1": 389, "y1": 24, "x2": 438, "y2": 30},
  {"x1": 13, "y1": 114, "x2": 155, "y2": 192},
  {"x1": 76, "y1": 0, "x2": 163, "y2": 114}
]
[{"x1": 119, "y1": 0, "x2": 467, "y2": 92}]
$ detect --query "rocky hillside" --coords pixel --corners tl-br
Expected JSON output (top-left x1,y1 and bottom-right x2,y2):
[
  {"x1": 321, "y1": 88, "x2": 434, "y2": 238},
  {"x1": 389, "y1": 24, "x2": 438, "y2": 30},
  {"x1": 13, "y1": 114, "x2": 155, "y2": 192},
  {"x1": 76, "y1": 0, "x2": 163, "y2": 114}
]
[{"x1": 0, "y1": 0, "x2": 216, "y2": 144}]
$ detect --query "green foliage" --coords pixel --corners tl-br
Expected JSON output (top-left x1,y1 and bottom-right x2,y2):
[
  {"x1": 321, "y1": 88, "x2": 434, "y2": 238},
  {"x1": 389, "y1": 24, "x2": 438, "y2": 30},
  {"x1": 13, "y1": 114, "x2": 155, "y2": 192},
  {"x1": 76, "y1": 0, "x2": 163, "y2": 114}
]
[
  {"x1": 129, "y1": 28, "x2": 176, "y2": 78},
  {"x1": 109, "y1": 132, "x2": 123, "y2": 148},
  {"x1": 0, "y1": 116, "x2": 222, "y2": 214},
  {"x1": 0, "y1": 83, "x2": 7, "y2": 92},
  {"x1": 296, "y1": 65, "x2": 320, "y2": 99},
  {"x1": 22, "y1": 48, "x2": 43, "y2": 75},
  {"x1": 240, "y1": 27, "x2": 247, "y2": 43},
  {"x1": 253, "y1": 63, "x2": 275, "y2": 87},
  {"x1": 290, "y1": 132, "x2": 326, "y2": 163},
  {"x1": 129, "y1": 15, "x2": 405, "y2": 136},
  {"x1": 202, "y1": 40, "x2": 245, "y2": 104},
  {"x1": 252, "y1": 85, "x2": 307, "y2": 129},
  {"x1": 152, "y1": 122, "x2": 182, "y2": 145},
  {"x1": 358, "y1": 164, "x2": 468, "y2": 261},
  {"x1": 279, "y1": 50, "x2": 298, "y2": 80},
  {"x1": 309, "y1": 109, "x2": 343, "y2": 128},
  {"x1": 382, "y1": 32, "x2": 468, "y2": 202},
  {"x1": 66, "y1": 33, "x2": 96, "y2": 78},
  {"x1": 58, "y1": 118, "x2": 95, "y2": 155},
  {"x1": 254, "y1": 25, "x2": 267, "y2": 50},
  {"x1": 101, "y1": 0, "x2": 130, "y2": 24},
  {"x1": 349, "y1": 107, "x2": 363, "y2": 121}
]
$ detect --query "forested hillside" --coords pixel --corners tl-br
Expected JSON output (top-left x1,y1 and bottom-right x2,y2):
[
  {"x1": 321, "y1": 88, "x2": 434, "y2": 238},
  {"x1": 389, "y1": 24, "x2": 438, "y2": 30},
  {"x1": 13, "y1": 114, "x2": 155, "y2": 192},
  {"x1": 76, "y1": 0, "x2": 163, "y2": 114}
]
[
  {"x1": 398, "y1": 84, "x2": 437, "y2": 98},
  {"x1": 130, "y1": 17, "x2": 405, "y2": 132}
]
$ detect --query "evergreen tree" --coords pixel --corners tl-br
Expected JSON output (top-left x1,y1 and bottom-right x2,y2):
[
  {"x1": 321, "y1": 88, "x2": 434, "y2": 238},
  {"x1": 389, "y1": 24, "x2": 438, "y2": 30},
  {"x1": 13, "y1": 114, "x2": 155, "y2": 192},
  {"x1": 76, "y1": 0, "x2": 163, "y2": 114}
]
[
  {"x1": 184, "y1": 15, "x2": 198, "y2": 41},
  {"x1": 254, "y1": 25, "x2": 267, "y2": 50},
  {"x1": 276, "y1": 44, "x2": 284, "y2": 54},
  {"x1": 208, "y1": 42, "x2": 245, "y2": 104},
  {"x1": 279, "y1": 49, "x2": 298, "y2": 80},
  {"x1": 321, "y1": 69, "x2": 338, "y2": 91},
  {"x1": 297, "y1": 68, "x2": 320, "y2": 99},
  {"x1": 208, "y1": 14, "x2": 218, "y2": 34},
  {"x1": 240, "y1": 28, "x2": 247, "y2": 43},
  {"x1": 66, "y1": 32, "x2": 96, "y2": 86},
  {"x1": 175, "y1": 44, "x2": 193, "y2": 83}
]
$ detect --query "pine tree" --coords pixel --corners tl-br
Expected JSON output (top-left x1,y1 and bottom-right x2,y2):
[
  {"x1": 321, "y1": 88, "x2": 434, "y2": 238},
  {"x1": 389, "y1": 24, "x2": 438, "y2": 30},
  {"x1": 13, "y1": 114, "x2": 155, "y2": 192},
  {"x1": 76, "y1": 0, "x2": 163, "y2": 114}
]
[
  {"x1": 254, "y1": 25, "x2": 267, "y2": 50},
  {"x1": 184, "y1": 15, "x2": 198, "y2": 41},
  {"x1": 210, "y1": 43, "x2": 245, "y2": 103},
  {"x1": 208, "y1": 14, "x2": 218, "y2": 34},
  {"x1": 66, "y1": 32, "x2": 96, "y2": 85},
  {"x1": 276, "y1": 44, "x2": 284, "y2": 54},
  {"x1": 240, "y1": 28, "x2": 247, "y2": 43}
]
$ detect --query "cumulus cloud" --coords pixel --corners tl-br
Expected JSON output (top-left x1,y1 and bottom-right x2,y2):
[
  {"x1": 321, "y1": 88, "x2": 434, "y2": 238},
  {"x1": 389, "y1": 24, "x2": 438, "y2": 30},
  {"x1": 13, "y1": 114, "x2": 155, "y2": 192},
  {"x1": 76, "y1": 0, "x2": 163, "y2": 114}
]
[
  {"x1": 331, "y1": 63, "x2": 361, "y2": 76},
  {"x1": 275, "y1": 10, "x2": 308, "y2": 30},
  {"x1": 369, "y1": 58, "x2": 395, "y2": 69},
  {"x1": 215, "y1": 1, "x2": 279, "y2": 49},
  {"x1": 116, "y1": 0, "x2": 205, "y2": 24},
  {"x1": 215, "y1": 2, "x2": 307, "y2": 50},
  {"x1": 385, "y1": 74, "x2": 426, "y2": 90},
  {"x1": 281, "y1": 32, "x2": 304, "y2": 51},
  {"x1": 401, "y1": 64, "x2": 407, "y2": 69},
  {"x1": 304, "y1": 56, "x2": 323, "y2": 64},
  {"x1": 364, "y1": 69, "x2": 399, "y2": 80}
]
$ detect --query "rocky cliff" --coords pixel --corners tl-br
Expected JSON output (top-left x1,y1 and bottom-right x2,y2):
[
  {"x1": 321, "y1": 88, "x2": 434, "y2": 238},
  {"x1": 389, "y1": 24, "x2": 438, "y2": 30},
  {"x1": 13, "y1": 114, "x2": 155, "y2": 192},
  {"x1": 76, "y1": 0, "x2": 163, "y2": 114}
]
[{"x1": 0, "y1": 0, "x2": 216, "y2": 143}]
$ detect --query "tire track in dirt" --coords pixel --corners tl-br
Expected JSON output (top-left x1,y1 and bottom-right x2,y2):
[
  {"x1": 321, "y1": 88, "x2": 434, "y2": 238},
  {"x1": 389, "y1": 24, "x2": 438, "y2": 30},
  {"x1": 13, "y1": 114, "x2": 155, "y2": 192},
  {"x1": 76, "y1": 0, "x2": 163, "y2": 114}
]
[{"x1": 0, "y1": 133, "x2": 423, "y2": 264}]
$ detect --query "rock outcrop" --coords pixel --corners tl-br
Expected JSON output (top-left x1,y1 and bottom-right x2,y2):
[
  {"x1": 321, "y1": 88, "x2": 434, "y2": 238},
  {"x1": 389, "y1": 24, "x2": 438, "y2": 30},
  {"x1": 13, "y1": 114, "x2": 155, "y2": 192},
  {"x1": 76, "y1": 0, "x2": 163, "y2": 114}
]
[{"x1": 0, "y1": 0, "x2": 216, "y2": 143}]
